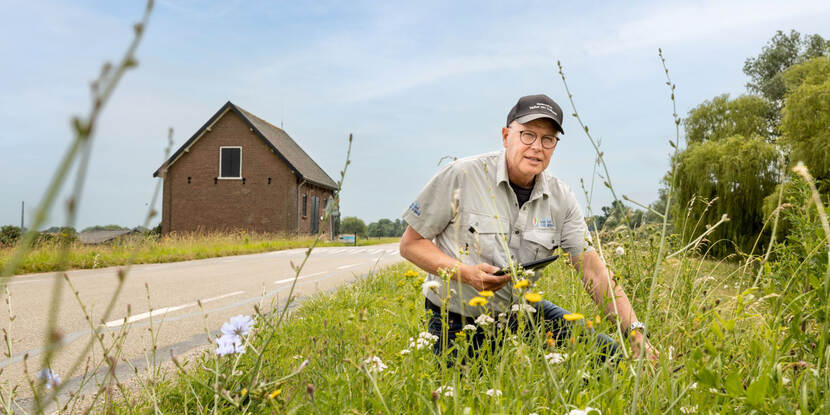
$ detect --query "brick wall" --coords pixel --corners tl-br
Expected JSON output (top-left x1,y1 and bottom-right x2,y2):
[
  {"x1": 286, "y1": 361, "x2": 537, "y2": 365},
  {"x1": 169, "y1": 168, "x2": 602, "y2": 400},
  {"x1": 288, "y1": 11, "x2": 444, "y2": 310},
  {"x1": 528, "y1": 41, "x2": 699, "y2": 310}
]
[{"x1": 160, "y1": 109, "x2": 332, "y2": 236}]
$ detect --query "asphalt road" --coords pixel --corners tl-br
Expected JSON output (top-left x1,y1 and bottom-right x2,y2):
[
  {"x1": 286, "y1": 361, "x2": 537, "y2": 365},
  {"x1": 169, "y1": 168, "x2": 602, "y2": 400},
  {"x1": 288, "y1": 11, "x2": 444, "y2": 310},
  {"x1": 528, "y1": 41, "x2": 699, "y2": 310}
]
[{"x1": 0, "y1": 242, "x2": 402, "y2": 405}]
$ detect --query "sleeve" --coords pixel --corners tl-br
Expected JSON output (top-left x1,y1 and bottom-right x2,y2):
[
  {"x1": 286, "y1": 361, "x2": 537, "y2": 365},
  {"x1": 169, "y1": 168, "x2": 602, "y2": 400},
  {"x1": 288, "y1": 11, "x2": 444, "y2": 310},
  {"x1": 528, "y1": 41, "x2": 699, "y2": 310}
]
[
  {"x1": 401, "y1": 163, "x2": 459, "y2": 240},
  {"x1": 559, "y1": 184, "x2": 595, "y2": 259}
]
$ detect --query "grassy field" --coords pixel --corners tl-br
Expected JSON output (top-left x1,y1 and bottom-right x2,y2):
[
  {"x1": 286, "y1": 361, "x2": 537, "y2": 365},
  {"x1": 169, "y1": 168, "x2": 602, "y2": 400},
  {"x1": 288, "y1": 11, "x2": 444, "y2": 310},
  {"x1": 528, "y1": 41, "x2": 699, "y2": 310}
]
[
  {"x1": 96, "y1": 227, "x2": 827, "y2": 414},
  {"x1": 0, "y1": 232, "x2": 399, "y2": 275}
]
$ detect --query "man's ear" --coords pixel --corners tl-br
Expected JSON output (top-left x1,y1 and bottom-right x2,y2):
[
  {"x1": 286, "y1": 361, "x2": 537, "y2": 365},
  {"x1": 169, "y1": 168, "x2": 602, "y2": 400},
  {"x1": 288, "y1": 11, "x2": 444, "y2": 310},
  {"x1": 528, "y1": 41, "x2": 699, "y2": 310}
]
[{"x1": 502, "y1": 126, "x2": 510, "y2": 148}]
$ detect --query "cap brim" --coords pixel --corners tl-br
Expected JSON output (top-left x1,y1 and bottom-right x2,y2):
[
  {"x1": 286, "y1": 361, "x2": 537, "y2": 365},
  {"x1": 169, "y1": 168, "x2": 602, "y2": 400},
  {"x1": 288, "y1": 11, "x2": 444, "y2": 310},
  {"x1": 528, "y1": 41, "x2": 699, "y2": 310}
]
[{"x1": 515, "y1": 114, "x2": 565, "y2": 134}]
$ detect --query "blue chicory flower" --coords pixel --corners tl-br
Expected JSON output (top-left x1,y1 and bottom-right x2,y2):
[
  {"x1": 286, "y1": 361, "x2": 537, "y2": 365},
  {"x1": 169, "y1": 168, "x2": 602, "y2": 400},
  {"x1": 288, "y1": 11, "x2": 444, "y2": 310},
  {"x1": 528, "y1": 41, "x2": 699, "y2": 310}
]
[
  {"x1": 37, "y1": 368, "x2": 61, "y2": 389},
  {"x1": 221, "y1": 315, "x2": 254, "y2": 338},
  {"x1": 215, "y1": 334, "x2": 245, "y2": 356}
]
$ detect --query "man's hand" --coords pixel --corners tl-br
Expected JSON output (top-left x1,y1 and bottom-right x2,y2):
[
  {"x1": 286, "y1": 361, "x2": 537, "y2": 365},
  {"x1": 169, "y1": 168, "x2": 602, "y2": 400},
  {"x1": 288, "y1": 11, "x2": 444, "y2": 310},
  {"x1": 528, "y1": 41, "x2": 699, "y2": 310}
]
[
  {"x1": 459, "y1": 263, "x2": 511, "y2": 292},
  {"x1": 629, "y1": 332, "x2": 658, "y2": 362}
]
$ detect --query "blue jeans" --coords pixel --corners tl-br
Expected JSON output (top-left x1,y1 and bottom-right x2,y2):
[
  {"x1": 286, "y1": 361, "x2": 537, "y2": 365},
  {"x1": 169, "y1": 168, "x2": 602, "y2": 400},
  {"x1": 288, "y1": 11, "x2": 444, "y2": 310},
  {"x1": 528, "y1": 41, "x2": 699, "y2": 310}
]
[{"x1": 426, "y1": 299, "x2": 620, "y2": 365}]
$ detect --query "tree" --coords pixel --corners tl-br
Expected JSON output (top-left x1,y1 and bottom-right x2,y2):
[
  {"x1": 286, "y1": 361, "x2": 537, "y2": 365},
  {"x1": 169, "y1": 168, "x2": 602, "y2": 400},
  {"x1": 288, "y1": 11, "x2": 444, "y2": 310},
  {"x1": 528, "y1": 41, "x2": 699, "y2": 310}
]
[
  {"x1": 683, "y1": 94, "x2": 775, "y2": 144},
  {"x1": 743, "y1": 30, "x2": 828, "y2": 108},
  {"x1": 780, "y1": 55, "x2": 830, "y2": 181},
  {"x1": 340, "y1": 216, "x2": 367, "y2": 238},
  {"x1": 672, "y1": 135, "x2": 779, "y2": 256}
]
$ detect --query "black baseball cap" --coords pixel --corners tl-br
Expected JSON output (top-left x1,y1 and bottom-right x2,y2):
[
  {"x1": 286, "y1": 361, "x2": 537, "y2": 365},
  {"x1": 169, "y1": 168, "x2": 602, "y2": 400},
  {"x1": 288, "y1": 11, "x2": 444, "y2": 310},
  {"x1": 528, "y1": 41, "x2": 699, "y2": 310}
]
[{"x1": 506, "y1": 94, "x2": 565, "y2": 134}]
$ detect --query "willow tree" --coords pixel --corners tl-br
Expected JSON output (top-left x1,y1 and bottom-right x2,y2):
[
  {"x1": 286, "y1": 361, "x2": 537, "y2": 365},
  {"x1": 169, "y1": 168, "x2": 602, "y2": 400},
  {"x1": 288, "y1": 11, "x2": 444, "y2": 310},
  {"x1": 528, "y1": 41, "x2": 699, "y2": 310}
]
[
  {"x1": 673, "y1": 95, "x2": 779, "y2": 256},
  {"x1": 780, "y1": 55, "x2": 830, "y2": 182}
]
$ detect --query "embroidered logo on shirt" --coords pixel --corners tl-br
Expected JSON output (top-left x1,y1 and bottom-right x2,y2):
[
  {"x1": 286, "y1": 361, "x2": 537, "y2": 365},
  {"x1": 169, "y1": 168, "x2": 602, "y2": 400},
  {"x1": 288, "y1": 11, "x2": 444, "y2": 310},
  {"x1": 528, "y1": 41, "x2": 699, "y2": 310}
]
[
  {"x1": 408, "y1": 201, "x2": 422, "y2": 216},
  {"x1": 533, "y1": 217, "x2": 554, "y2": 229}
]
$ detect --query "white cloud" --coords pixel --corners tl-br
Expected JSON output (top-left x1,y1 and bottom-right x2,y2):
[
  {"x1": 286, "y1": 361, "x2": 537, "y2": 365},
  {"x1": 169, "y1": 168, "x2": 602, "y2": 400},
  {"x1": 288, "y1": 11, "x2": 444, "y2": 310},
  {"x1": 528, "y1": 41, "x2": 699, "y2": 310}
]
[{"x1": 586, "y1": 0, "x2": 830, "y2": 56}]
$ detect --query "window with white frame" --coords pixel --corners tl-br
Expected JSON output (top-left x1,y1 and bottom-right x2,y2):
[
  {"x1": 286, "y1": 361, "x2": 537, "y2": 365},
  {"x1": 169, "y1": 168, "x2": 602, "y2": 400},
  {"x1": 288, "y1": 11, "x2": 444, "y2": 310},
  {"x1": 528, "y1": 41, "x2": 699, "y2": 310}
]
[{"x1": 219, "y1": 147, "x2": 242, "y2": 179}]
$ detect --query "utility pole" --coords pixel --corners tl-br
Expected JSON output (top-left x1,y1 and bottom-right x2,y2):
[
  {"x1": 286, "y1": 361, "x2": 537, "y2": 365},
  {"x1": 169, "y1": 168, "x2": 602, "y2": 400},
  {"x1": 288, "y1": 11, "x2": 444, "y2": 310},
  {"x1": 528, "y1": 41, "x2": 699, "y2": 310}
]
[{"x1": 20, "y1": 201, "x2": 24, "y2": 230}]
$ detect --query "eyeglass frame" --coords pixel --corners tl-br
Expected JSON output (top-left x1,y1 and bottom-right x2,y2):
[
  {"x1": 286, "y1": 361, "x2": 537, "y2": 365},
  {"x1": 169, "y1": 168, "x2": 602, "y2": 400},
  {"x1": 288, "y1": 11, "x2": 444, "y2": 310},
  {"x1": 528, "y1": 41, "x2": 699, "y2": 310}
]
[{"x1": 509, "y1": 127, "x2": 560, "y2": 149}]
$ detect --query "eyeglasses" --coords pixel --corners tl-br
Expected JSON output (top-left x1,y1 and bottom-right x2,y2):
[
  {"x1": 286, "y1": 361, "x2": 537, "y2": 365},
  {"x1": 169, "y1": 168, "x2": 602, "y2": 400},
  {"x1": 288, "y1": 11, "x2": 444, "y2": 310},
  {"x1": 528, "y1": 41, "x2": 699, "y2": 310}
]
[{"x1": 515, "y1": 129, "x2": 560, "y2": 149}]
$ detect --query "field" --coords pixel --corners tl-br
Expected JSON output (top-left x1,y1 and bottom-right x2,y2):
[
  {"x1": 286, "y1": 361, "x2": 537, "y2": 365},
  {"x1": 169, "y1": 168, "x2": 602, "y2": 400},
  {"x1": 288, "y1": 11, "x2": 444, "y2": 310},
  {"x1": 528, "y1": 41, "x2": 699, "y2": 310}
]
[
  {"x1": 89, "y1": 224, "x2": 827, "y2": 414},
  {"x1": 0, "y1": 233, "x2": 399, "y2": 275}
]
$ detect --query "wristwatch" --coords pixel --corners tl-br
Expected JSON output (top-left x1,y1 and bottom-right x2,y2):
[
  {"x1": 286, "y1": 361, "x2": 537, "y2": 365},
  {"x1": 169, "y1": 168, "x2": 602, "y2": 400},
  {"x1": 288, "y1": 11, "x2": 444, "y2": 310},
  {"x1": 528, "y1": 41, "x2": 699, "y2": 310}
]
[{"x1": 625, "y1": 321, "x2": 646, "y2": 338}]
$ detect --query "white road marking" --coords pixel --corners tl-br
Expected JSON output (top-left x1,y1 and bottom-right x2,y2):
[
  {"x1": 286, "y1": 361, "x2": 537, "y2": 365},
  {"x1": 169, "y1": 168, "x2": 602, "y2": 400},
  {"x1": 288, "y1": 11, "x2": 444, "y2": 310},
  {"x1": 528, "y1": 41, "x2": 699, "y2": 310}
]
[
  {"x1": 5, "y1": 278, "x2": 50, "y2": 286},
  {"x1": 274, "y1": 271, "x2": 326, "y2": 285},
  {"x1": 337, "y1": 263, "x2": 361, "y2": 270},
  {"x1": 104, "y1": 291, "x2": 245, "y2": 328}
]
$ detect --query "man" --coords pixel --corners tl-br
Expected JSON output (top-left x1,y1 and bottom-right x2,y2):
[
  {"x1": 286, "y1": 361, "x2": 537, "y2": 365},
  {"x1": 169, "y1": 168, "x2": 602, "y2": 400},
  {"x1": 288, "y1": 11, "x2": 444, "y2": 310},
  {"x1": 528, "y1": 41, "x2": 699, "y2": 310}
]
[{"x1": 399, "y1": 94, "x2": 656, "y2": 362}]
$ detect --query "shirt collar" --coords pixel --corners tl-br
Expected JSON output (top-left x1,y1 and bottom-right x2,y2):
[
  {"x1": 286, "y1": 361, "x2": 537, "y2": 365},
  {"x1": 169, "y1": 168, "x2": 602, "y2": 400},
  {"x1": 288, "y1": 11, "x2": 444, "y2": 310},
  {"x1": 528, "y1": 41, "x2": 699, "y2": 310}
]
[{"x1": 498, "y1": 149, "x2": 552, "y2": 200}]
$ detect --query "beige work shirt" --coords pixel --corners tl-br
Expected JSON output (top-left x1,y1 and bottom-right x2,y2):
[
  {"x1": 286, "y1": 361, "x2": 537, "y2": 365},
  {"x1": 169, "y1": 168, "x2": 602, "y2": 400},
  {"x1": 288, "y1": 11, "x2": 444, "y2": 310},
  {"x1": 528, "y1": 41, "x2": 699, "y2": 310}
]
[{"x1": 402, "y1": 150, "x2": 594, "y2": 316}]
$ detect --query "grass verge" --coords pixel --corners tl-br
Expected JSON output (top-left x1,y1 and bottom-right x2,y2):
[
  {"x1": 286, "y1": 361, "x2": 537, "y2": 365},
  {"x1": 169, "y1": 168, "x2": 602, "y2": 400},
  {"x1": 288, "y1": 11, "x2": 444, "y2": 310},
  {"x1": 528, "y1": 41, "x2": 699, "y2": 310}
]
[
  {"x1": 0, "y1": 233, "x2": 399, "y2": 275},
  {"x1": 101, "y1": 248, "x2": 824, "y2": 414}
]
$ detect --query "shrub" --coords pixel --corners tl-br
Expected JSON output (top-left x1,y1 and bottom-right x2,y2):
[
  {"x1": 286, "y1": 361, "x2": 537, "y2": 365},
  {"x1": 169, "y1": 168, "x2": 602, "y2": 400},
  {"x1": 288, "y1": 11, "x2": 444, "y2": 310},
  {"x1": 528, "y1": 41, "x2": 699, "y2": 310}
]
[{"x1": 0, "y1": 225, "x2": 22, "y2": 246}]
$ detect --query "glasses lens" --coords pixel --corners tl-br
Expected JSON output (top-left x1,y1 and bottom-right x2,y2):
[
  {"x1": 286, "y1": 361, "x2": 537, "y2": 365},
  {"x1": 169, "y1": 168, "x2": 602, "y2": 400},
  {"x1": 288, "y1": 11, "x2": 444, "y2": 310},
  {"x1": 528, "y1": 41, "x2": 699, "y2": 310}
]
[
  {"x1": 541, "y1": 136, "x2": 558, "y2": 149},
  {"x1": 520, "y1": 131, "x2": 537, "y2": 145}
]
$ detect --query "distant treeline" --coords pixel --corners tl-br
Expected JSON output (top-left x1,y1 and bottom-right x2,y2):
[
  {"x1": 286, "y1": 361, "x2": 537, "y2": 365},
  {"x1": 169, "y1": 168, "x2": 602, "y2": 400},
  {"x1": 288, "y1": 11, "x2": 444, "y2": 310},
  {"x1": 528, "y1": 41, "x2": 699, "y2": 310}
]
[{"x1": 339, "y1": 217, "x2": 407, "y2": 238}]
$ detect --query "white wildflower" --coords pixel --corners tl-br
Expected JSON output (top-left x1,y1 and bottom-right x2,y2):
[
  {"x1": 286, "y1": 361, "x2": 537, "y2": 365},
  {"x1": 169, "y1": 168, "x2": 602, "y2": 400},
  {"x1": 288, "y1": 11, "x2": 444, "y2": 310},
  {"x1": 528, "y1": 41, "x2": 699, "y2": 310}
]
[
  {"x1": 363, "y1": 356, "x2": 387, "y2": 374},
  {"x1": 782, "y1": 376, "x2": 791, "y2": 385},
  {"x1": 485, "y1": 388, "x2": 502, "y2": 397},
  {"x1": 221, "y1": 314, "x2": 254, "y2": 338},
  {"x1": 423, "y1": 280, "x2": 441, "y2": 293},
  {"x1": 577, "y1": 369, "x2": 591, "y2": 380},
  {"x1": 680, "y1": 405, "x2": 697, "y2": 414},
  {"x1": 695, "y1": 275, "x2": 716, "y2": 283},
  {"x1": 215, "y1": 334, "x2": 245, "y2": 356},
  {"x1": 615, "y1": 246, "x2": 625, "y2": 256},
  {"x1": 497, "y1": 312, "x2": 508, "y2": 322},
  {"x1": 474, "y1": 314, "x2": 494, "y2": 327},
  {"x1": 567, "y1": 407, "x2": 601, "y2": 415},
  {"x1": 435, "y1": 385, "x2": 454, "y2": 397},
  {"x1": 524, "y1": 269, "x2": 535, "y2": 277},
  {"x1": 545, "y1": 352, "x2": 567, "y2": 364},
  {"x1": 37, "y1": 368, "x2": 61, "y2": 389},
  {"x1": 668, "y1": 346, "x2": 675, "y2": 361},
  {"x1": 688, "y1": 382, "x2": 697, "y2": 390},
  {"x1": 510, "y1": 303, "x2": 536, "y2": 313},
  {"x1": 409, "y1": 332, "x2": 439, "y2": 350},
  {"x1": 709, "y1": 388, "x2": 719, "y2": 393},
  {"x1": 399, "y1": 349, "x2": 411, "y2": 355},
  {"x1": 462, "y1": 324, "x2": 477, "y2": 333}
]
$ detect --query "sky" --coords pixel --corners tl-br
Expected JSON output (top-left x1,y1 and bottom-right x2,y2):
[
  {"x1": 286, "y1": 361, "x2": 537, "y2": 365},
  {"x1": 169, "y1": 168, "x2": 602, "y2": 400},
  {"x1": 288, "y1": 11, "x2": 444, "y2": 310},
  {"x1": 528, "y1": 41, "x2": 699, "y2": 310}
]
[{"x1": 1, "y1": 0, "x2": 829, "y2": 230}]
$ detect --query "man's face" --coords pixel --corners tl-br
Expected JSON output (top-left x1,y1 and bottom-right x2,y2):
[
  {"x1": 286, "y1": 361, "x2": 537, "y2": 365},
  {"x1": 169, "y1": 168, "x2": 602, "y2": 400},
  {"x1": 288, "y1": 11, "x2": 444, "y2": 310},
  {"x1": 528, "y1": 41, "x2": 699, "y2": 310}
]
[{"x1": 501, "y1": 118, "x2": 559, "y2": 187}]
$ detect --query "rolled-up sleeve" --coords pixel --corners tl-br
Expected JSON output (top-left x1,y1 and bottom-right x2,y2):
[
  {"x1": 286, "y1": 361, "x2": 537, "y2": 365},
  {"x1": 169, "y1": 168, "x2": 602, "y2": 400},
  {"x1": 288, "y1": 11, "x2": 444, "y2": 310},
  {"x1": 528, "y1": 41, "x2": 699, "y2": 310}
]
[
  {"x1": 559, "y1": 185, "x2": 594, "y2": 258},
  {"x1": 401, "y1": 163, "x2": 459, "y2": 240}
]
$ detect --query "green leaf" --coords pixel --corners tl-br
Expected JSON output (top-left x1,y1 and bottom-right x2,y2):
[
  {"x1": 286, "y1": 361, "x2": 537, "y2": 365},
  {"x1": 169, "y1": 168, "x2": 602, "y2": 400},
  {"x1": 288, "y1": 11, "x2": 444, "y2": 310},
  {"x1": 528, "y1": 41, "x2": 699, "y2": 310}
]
[
  {"x1": 695, "y1": 367, "x2": 718, "y2": 388},
  {"x1": 745, "y1": 375, "x2": 769, "y2": 407},
  {"x1": 725, "y1": 372, "x2": 743, "y2": 396}
]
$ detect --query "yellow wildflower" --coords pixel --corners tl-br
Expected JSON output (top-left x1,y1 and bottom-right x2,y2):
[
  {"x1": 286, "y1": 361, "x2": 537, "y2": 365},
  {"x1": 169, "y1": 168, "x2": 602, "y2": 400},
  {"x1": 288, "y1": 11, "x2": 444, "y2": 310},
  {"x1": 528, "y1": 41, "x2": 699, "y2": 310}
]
[
  {"x1": 468, "y1": 297, "x2": 488, "y2": 307},
  {"x1": 563, "y1": 313, "x2": 585, "y2": 322},
  {"x1": 240, "y1": 388, "x2": 247, "y2": 397},
  {"x1": 514, "y1": 279, "x2": 530, "y2": 289},
  {"x1": 478, "y1": 290, "x2": 494, "y2": 298},
  {"x1": 595, "y1": 315, "x2": 601, "y2": 324},
  {"x1": 546, "y1": 338, "x2": 555, "y2": 347},
  {"x1": 403, "y1": 270, "x2": 419, "y2": 278},
  {"x1": 524, "y1": 292, "x2": 542, "y2": 303},
  {"x1": 269, "y1": 389, "x2": 281, "y2": 399},
  {"x1": 586, "y1": 320, "x2": 594, "y2": 329}
]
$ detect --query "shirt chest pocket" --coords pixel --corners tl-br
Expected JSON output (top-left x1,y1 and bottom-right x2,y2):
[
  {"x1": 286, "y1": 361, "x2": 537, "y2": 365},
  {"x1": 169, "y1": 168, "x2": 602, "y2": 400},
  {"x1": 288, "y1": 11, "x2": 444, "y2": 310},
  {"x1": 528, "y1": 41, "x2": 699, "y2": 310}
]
[
  {"x1": 460, "y1": 211, "x2": 506, "y2": 264},
  {"x1": 521, "y1": 230, "x2": 559, "y2": 263}
]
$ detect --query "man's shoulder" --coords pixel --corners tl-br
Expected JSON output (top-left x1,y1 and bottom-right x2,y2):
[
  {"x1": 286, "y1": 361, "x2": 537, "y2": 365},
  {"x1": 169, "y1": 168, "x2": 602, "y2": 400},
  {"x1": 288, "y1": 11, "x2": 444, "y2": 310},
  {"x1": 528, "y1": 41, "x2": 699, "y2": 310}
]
[
  {"x1": 452, "y1": 150, "x2": 501, "y2": 167},
  {"x1": 439, "y1": 151, "x2": 502, "y2": 175},
  {"x1": 541, "y1": 172, "x2": 580, "y2": 204}
]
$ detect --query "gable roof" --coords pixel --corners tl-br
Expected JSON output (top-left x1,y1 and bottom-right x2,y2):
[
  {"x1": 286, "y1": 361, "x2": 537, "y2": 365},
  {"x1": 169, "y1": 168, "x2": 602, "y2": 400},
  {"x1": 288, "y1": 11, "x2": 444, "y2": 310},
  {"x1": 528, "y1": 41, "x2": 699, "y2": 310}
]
[{"x1": 153, "y1": 101, "x2": 338, "y2": 190}]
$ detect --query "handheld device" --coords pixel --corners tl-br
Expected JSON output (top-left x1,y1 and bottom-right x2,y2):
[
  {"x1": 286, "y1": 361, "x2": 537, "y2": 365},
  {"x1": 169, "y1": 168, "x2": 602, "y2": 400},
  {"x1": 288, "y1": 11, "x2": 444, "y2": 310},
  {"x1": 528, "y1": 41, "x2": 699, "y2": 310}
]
[{"x1": 493, "y1": 254, "x2": 560, "y2": 276}]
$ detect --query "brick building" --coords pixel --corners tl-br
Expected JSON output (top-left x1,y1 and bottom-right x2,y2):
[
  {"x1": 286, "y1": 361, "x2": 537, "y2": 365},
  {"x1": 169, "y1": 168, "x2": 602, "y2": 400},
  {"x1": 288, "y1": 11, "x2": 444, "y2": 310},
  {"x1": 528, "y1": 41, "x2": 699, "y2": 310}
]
[{"x1": 153, "y1": 101, "x2": 338, "y2": 236}]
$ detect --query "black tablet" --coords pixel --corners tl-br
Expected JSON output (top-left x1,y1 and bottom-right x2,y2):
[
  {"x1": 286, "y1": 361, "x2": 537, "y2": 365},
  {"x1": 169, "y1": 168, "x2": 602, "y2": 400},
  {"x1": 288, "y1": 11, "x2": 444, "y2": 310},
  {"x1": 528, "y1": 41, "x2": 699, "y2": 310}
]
[{"x1": 493, "y1": 254, "x2": 560, "y2": 276}]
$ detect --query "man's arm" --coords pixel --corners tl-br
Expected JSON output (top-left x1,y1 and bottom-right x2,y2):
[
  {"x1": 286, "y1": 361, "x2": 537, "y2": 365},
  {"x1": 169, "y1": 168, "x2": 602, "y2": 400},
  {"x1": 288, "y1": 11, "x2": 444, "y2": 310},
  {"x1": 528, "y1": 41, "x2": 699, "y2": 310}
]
[
  {"x1": 575, "y1": 250, "x2": 657, "y2": 360},
  {"x1": 400, "y1": 226, "x2": 511, "y2": 292}
]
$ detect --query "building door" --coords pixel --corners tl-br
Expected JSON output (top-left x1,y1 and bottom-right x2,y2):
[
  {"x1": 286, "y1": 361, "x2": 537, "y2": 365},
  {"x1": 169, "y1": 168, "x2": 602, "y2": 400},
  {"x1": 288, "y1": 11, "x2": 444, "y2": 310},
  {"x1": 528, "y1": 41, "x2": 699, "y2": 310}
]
[{"x1": 310, "y1": 195, "x2": 319, "y2": 234}]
